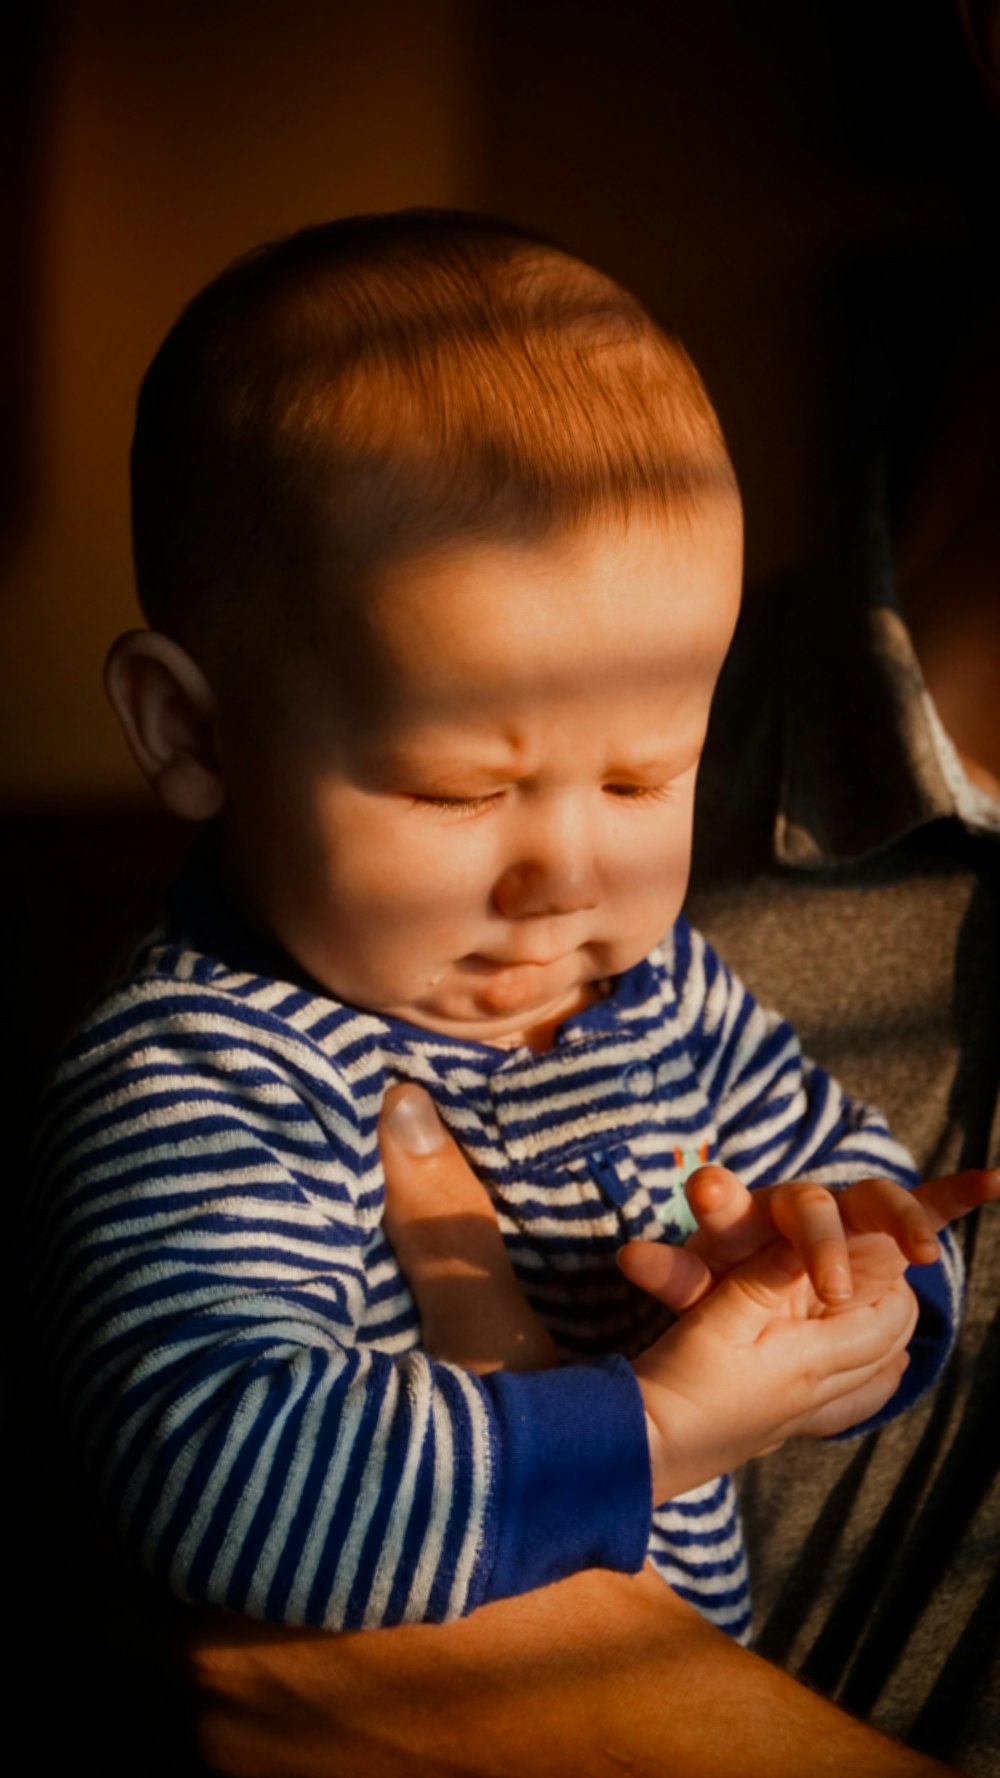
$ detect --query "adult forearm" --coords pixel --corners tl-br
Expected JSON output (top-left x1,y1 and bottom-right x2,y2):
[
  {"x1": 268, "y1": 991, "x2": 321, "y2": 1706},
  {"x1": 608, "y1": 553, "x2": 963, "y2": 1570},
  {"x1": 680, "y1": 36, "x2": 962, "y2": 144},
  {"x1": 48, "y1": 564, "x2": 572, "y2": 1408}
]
[{"x1": 188, "y1": 1565, "x2": 962, "y2": 1778}]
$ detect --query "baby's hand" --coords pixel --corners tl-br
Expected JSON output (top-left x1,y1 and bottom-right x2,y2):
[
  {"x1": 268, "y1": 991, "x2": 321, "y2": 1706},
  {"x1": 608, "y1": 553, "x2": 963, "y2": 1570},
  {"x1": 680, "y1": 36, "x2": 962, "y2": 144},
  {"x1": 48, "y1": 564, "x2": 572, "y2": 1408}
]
[
  {"x1": 633, "y1": 1236, "x2": 918, "y2": 1501},
  {"x1": 619, "y1": 1165, "x2": 1000, "y2": 1312}
]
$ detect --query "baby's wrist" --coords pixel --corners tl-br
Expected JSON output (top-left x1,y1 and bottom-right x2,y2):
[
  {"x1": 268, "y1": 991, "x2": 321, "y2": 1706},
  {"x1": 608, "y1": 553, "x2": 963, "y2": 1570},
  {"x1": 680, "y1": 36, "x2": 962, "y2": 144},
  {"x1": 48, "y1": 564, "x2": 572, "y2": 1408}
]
[
  {"x1": 642, "y1": 1403, "x2": 673, "y2": 1504},
  {"x1": 635, "y1": 1371, "x2": 692, "y2": 1504}
]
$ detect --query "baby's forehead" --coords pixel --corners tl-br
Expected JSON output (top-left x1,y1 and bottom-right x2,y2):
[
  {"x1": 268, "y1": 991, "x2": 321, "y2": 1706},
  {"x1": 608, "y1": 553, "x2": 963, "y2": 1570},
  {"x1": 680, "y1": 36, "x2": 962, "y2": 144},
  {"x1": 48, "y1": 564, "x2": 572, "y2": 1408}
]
[
  {"x1": 264, "y1": 505, "x2": 740, "y2": 729},
  {"x1": 321, "y1": 499, "x2": 736, "y2": 613},
  {"x1": 296, "y1": 499, "x2": 736, "y2": 637}
]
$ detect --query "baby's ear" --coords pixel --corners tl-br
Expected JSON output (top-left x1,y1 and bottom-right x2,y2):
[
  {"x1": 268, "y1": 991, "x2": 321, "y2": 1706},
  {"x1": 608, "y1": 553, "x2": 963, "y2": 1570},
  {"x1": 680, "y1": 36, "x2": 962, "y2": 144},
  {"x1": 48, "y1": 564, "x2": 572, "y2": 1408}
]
[{"x1": 104, "y1": 630, "x2": 224, "y2": 820}]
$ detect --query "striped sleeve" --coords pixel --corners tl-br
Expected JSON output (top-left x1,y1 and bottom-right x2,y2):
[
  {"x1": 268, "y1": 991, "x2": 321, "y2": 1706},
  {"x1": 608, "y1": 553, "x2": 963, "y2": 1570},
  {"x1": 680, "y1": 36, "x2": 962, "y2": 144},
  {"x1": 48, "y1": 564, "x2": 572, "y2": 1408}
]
[
  {"x1": 26, "y1": 980, "x2": 651, "y2": 1630},
  {"x1": 670, "y1": 917, "x2": 916, "y2": 1189},
  {"x1": 669, "y1": 919, "x2": 964, "y2": 1416}
]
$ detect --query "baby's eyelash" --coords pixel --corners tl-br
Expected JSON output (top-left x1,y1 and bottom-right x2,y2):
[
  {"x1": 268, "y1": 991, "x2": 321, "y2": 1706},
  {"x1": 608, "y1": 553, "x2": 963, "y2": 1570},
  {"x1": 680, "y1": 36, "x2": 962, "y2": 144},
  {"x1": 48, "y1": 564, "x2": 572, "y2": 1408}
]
[
  {"x1": 410, "y1": 792, "x2": 503, "y2": 816},
  {"x1": 408, "y1": 783, "x2": 674, "y2": 815},
  {"x1": 602, "y1": 782, "x2": 672, "y2": 803}
]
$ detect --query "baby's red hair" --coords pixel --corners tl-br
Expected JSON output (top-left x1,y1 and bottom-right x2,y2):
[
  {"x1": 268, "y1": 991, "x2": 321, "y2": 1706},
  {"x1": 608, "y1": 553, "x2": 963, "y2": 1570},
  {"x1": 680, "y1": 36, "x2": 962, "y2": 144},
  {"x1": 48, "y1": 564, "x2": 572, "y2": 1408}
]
[{"x1": 131, "y1": 209, "x2": 738, "y2": 655}]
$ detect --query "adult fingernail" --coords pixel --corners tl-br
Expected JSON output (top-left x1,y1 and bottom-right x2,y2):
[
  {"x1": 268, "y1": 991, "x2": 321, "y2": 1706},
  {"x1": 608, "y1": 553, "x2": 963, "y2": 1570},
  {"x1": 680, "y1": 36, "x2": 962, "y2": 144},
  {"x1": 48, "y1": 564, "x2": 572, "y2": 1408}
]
[{"x1": 385, "y1": 1088, "x2": 447, "y2": 1155}]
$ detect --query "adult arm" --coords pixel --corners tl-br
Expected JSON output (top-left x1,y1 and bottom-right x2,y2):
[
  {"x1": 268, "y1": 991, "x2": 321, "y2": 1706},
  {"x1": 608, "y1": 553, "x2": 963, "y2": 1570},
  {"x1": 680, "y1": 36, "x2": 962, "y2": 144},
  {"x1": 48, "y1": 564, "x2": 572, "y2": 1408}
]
[{"x1": 189, "y1": 1566, "x2": 961, "y2": 1778}]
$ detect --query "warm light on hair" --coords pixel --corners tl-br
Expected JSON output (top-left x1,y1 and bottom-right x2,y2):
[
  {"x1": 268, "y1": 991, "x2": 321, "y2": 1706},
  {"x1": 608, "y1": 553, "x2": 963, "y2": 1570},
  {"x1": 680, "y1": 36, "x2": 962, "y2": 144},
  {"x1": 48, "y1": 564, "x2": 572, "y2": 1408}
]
[{"x1": 131, "y1": 210, "x2": 738, "y2": 648}]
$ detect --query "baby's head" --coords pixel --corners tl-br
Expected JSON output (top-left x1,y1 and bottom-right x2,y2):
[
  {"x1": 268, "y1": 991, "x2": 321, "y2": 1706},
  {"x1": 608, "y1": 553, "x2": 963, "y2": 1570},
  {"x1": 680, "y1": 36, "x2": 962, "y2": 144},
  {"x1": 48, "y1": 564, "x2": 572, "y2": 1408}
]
[{"x1": 108, "y1": 210, "x2": 742, "y2": 1047}]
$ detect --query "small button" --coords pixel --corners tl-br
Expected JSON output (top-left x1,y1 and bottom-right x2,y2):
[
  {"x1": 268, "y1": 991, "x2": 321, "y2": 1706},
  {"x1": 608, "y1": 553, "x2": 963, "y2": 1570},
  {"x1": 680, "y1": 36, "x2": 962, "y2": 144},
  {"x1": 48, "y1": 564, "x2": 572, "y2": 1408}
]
[{"x1": 622, "y1": 1061, "x2": 655, "y2": 1099}]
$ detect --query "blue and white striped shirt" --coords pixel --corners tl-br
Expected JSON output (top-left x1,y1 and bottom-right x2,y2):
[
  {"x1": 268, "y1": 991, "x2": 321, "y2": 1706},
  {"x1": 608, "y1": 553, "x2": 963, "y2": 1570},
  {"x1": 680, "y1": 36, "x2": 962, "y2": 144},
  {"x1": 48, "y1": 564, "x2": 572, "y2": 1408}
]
[{"x1": 27, "y1": 889, "x2": 962, "y2": 1643}]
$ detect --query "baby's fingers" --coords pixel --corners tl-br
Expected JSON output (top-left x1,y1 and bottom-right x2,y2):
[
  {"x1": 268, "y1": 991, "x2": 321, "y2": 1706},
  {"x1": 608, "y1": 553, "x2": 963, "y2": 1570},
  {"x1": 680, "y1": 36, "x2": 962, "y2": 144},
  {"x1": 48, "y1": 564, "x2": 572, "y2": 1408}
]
[
  {"x1": 838, "y1": 1177, "x2": 942, "y2": 1265},
  {"x1": 684, "y1": 1165, "x2": 770, "y2": 1269},
  {"x1": 696, "y1": 1248, "x2": 916, "y2": 1410},
  {"x1": 798, "y1": 1350, "x2": 912, "y2": 1439},
  {"x1": 771, "y1": 1276, "x2": 919, "y2": 1410},
  {"x1": 618, "y1": 1239, "x2": 714, "y2": 1311},
  {"x1": 912, "y1": 1168, "x2": 1000, "y2": 1234},
  {"x1": 766, "y1": 1183, "x2": 853, "y2": 1307},
  {"x1": 842, "y1": 1169, "x2": 1000, "y2": 1264}
]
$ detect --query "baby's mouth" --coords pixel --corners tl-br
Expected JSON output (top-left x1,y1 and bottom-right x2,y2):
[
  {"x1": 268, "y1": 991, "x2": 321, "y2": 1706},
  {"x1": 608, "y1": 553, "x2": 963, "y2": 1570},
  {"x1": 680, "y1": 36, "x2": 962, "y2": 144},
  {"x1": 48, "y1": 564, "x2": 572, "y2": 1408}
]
[
  {"x1": 459, "y1": 951, "x2": 582, "y2": 1015},
  {"x1": 463, "y1": 953, "x2": 559, "y2": 972}
]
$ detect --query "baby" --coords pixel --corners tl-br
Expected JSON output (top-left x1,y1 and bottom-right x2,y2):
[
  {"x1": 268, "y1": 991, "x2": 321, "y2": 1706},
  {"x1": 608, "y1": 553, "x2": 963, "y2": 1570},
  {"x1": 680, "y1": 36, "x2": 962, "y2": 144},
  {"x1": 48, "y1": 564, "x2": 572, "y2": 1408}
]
[{"x1": 29, "y1": 211, "x2": 980, "y2": 1647}]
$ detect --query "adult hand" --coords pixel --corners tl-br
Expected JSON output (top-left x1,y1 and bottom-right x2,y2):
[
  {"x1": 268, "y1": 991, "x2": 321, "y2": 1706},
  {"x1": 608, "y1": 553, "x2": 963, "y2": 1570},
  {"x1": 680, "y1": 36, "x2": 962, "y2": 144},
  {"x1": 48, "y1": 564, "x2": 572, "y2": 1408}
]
[{"x1": 379, "y1": 1082, "x2": 559, "y2": 1372}]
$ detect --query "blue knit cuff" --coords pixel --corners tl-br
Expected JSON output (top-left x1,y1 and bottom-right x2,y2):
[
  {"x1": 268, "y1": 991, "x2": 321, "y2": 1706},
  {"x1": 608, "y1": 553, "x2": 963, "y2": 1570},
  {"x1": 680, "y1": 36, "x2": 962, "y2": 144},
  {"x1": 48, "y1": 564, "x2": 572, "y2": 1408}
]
[{"x1": 477, "y1": 1355, "x2": 651, "y2": 1605}]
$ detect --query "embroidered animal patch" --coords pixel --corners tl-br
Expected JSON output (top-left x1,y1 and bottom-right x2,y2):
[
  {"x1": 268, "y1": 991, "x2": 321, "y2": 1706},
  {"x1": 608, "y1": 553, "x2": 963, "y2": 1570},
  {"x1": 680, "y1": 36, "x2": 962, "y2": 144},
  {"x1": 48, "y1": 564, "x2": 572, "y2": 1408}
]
[{"x1": 654, "y1": 1141, "x2": 712, "y2": 1239}]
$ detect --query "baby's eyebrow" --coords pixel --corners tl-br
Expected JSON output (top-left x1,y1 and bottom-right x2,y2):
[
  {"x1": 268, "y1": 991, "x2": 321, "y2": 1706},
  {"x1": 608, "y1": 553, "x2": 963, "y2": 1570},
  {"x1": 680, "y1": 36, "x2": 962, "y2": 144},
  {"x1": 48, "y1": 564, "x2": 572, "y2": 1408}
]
[
  {"x1": 605, "y1": 752, "x2": 695, "y2": 777},
  {"x1": 374, "y1": 740, "x2": 520, "y2": 781},
  {"x1": 598, "y1": 735, "x2": 705, "y2": 779}
]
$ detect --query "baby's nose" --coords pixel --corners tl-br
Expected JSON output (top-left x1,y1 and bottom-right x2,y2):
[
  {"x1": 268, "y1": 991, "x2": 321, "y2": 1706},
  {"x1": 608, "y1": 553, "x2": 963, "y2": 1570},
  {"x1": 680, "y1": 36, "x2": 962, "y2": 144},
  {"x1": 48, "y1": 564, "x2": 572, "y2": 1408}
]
[{"x1": 492, "y1": 854, "x2": 600, "y2": 920}]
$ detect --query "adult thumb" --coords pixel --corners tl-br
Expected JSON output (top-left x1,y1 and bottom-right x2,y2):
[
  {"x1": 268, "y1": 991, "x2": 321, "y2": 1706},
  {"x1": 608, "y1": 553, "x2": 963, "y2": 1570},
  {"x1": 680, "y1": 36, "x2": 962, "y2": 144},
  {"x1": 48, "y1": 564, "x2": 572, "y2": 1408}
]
[{"x1": 379, "y1": 1084, "x2": 557, "y2": 1371}]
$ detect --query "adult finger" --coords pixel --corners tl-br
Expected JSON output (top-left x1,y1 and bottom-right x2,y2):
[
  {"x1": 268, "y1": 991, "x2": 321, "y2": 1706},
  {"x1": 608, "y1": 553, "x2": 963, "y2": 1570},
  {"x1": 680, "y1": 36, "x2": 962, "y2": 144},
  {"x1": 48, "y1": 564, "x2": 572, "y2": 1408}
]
[
  {"x1": 379, "y1": 1084, "x2": 558, "y2": 1373},
  {"x1": 842, "y1": 1169, "x2": 1000, "y2": 1264}
]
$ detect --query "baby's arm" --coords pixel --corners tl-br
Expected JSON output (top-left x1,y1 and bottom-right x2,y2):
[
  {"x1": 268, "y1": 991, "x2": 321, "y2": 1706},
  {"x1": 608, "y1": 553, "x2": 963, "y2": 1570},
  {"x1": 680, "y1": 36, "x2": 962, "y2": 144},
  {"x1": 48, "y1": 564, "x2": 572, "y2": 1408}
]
[
  {"x1": 382, "y1": 1089, "x2": 922, "y2": 1505},
  {"x1": 27, "y1": 991, "x2": 650, "y2": 1633},
  {"x1": 42, "y1": 1011, "x2": 917, "y2": 1634},
  {"x1": 669, "y1": 920, "x2": 967, "y2": 1414}
]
